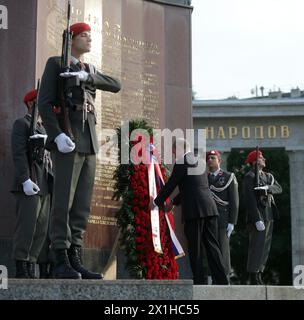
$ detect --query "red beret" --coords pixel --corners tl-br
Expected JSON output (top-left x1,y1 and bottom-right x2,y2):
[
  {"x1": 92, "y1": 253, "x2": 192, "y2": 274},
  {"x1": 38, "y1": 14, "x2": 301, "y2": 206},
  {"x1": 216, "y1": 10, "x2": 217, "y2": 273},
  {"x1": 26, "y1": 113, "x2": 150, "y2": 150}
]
[
  {"x1": 70, "y1": 22, "x2": 91, "y2": 37},
  {"x1": 23, "y1": 89, "x2": 37, "y2": 105},
  {"x1": 246, "y1": 150, "x2": 263, "y2": 164},
  {"x1": 207, "y1": 150, "x2": 221, "y2": 160}
]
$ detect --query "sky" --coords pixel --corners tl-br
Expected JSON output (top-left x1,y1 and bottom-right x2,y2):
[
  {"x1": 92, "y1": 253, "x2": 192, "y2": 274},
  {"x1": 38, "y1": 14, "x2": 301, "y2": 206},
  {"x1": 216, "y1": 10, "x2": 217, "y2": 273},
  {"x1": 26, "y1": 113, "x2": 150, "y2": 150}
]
[{"x1": 191, "y1": 0, "x2": 304, "y2": 100}]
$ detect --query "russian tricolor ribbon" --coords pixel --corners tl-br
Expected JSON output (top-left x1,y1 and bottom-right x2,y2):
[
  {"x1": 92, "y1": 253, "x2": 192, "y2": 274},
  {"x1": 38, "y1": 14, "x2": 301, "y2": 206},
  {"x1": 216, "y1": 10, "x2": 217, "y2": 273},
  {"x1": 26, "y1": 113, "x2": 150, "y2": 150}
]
[
  {"x1": 146, "y1": 144, "x2": 184, "y2": 258},
  {"x1": 148, "y1": 158, "x2": 163, "y2": 254}
]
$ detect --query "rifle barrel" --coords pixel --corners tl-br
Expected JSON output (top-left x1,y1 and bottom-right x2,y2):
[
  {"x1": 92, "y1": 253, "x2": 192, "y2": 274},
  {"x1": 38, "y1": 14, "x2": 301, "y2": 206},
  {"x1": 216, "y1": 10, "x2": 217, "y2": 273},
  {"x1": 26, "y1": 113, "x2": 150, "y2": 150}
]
[
  {"x1": 255, "y1": 146, "x2": 260, "y2": 188},
  {"x1": 67, "y1": 1, "x2": 71, "y2": 21}
]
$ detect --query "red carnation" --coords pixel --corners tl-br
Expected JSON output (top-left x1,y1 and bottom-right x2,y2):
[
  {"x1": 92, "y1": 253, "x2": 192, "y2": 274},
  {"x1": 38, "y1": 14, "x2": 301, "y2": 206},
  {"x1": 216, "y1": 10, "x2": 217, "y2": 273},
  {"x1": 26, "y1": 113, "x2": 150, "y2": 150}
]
[{"x1": 138, "y1": 201, "x2": 145, "y2": 208}]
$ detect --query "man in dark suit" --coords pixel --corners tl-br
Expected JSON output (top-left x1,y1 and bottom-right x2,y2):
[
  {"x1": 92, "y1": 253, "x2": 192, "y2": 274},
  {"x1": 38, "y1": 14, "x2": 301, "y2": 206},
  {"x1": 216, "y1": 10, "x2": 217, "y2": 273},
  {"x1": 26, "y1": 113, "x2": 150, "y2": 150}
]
[
  {"x1": 38, "y1": 22, "x2": 121, "y2": 279},
  {"x1": 243, "y1": 149, "x2": 282, "y2": 285},
  {"x1": 11, "y1": 90, "x2": 52, "y2": 278},
  {"x1": 207, "y1": 150, "x2": 239, "y2": 278},
  {"x1": 152, "y1": 139, "x2": 228, "y2": 285}
]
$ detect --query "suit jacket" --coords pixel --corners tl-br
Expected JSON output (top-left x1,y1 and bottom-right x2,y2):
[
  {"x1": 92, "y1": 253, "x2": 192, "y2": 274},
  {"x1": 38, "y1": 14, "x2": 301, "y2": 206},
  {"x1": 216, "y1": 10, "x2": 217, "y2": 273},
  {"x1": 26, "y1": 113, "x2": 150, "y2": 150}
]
[
  {"x1": 38, "y1": 56, "x2": 121, "y2": 154},
  {"x1": 208, "y1": 170, "x2": 239, "y2": 228},
  {"x1": 154, "y1": 153, "x2": 218, "y2": 222},
  {"x1": 243, "y1": 170, "x2": 282, "y2": 223},
  {"x1": 11, "y1": 114, "x2": 53, "y2": 195}
]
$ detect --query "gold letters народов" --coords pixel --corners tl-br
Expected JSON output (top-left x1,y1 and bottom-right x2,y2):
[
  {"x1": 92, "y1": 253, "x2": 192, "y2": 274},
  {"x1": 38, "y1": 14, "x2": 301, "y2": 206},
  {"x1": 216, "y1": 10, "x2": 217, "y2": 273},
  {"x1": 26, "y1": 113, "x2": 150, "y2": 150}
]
[{"x1": 205, "y1": 125, "x2": 290, "y2": 140}]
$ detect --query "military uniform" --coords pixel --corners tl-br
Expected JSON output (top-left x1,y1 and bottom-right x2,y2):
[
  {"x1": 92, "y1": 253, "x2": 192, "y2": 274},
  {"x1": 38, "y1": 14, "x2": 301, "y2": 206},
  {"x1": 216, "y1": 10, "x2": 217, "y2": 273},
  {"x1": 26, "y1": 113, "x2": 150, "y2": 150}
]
[
  {"x1": 243, "y1": 169, "x2": 282, "y2": 277},
  {"x1": 38, "y1": 23, "x2": 121, "y2": 279},
  {"x1": 208, "y1": 169, "x2": 239, "y2": 276},
  {"x1": 11, "y1": 112, "x2": 53, "y2": 278}
]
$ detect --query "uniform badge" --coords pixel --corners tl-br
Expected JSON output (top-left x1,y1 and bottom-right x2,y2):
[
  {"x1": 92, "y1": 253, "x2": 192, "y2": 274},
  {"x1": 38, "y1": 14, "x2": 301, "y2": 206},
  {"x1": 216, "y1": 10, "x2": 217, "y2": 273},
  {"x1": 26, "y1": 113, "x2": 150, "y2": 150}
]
[{"x1": 218, "y1": 176, "x2": 226, "y2": 186}]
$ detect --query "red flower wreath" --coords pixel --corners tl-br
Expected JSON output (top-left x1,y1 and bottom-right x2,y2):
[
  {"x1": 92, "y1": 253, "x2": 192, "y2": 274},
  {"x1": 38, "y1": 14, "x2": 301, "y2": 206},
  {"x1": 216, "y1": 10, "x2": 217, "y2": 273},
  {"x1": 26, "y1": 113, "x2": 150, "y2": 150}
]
[{"x1": 130, "y1": 136, "x2": 179, "y2": 279}]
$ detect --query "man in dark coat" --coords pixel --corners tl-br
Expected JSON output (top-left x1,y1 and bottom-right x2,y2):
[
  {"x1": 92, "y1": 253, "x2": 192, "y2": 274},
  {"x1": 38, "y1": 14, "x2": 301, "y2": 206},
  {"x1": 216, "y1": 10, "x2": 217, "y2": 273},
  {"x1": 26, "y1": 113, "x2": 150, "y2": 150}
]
[
  {"x1": 38, "y1": 22, "x2": 121, "y2": 279},
  {"x1": 151, "y1": 139, "x2": 228, "y2": 285},
  {"x1": 243, "y1": 149, "x2": 282, "y2": 285}
]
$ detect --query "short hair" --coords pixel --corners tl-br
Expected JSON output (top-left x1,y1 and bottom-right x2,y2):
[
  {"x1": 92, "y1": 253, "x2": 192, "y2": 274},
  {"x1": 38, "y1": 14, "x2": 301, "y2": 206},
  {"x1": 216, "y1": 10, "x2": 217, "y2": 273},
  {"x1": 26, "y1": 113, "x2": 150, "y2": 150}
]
[{"x1": 173, "y1": 138, "x2": 191, "y2": 153}]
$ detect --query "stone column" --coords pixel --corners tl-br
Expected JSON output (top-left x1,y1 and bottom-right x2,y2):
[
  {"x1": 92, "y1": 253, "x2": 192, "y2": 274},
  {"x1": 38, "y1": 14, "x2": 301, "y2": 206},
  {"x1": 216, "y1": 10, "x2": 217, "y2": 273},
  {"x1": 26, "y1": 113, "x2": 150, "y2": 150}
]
[{"x1": 288, "y1": 150, "x2": 304, "y2": 277}]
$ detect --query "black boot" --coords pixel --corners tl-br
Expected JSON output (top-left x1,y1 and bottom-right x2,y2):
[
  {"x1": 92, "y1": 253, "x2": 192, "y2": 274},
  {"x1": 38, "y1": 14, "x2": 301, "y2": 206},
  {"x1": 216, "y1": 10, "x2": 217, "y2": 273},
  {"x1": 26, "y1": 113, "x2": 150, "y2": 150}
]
[
  {"x1": 258, "y1": 272, "x2": 265, "y2": 285},
  {"x1": 68, "y1": 245, "x2": 103, "y2": 280},
  {"x1": 54, "y1": 249, "x2": 81, "y2": 279},
  {"x1": 15, "y1": 260, "x2": 30, "y2": 279},
  {"x1": 27, "y1": 262, "x2": 37, "y2": 279},
  {"x1": 249, "y1": 272, "x2": 260, "y2": 285},
  {"x1": 39, "y1": 263, "x2": 49, "y2": 279}
]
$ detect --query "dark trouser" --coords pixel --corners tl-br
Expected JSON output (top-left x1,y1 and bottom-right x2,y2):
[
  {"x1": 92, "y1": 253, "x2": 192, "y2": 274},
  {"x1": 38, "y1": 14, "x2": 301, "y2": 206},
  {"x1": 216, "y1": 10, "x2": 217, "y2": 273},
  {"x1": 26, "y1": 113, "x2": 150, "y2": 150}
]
[
  {"x1": 13, "y1": 193, "x2": 50, "y2": 262},
  {"x1": 37, "y1": 210, "x2": 53, "y2": 264},
  {"x1": 50, "y1": 150, "x2": 96, "y2": 249},
  {"x1": 247, "y1": 220, "x2": 273, "y2": 273},
  {"x1": 184, "y1": 216, "x2": 228, "y2": 285},
  {"x1": 218, "y1": 228, "x2": 231, "y2": 276}
]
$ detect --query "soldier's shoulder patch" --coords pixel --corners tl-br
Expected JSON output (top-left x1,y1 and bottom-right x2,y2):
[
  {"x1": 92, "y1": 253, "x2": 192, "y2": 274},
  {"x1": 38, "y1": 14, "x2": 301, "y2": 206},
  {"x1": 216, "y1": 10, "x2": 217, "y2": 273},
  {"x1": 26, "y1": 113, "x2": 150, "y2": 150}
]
[{"x1": 218, "y1": 176, "x2": 226, "y2": 186}]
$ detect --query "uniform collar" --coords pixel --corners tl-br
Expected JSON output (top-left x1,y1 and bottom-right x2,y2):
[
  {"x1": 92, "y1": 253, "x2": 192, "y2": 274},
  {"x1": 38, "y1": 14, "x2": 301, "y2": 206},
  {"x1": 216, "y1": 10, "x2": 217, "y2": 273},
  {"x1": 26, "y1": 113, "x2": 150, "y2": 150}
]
[
  {"x1": 25, "y1": 113, "x2": 43, "y2": 127},
  {"x1": 252, "y1": 169, "x2": 265, "y2": 176},
  {"x1": 209, "y1": 168, "x2": 222, "y2": 177},
  {"x1": 71, "y1": 56, "x2": 80, "y2": 65}
]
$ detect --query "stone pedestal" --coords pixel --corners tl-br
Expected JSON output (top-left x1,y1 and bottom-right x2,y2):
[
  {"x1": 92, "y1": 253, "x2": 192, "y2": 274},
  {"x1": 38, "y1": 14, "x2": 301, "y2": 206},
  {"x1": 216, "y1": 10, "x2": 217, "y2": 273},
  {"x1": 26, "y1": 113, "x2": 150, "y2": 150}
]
[
  {"x1": 288, "y1": 150, "x2": 304, "y2": 275},
  {"x1": 0, "y1": 279, "x2": 193, "y2": 300}
]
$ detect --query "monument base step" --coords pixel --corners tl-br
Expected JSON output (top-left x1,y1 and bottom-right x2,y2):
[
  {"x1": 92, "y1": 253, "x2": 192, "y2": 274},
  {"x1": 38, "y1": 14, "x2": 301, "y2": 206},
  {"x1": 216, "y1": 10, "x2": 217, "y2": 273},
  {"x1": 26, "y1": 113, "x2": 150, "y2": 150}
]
[
  {"x1": 0, "y1": 279, "x2": 193, "y2": 300},
  {"x1": 194, "y1": 285, "x2": 304, "y2": 300},
  {"x1": 1, "y1": 281, "x2": 303, "y2": 300}
]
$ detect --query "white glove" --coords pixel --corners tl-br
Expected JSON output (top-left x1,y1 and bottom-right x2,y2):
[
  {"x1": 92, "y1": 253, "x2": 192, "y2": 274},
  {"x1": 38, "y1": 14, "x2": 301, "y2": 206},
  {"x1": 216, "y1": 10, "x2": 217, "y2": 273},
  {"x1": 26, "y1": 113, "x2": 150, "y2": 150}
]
[
  {"x1": 227, "y1": 223, "x2": 234, "y2": 238},
  {"x1": 54, "y1": 133, "x2": 75, "y2": 153},
  {"x1": 255, "y1": 220, "x2": 266, "y2": 231},
  {"x1": 60, "y1": 71, "x2": 89, "y2": 82},
  {"x1": 29, "y1": 134, "x2": 48, "y2": 145},
  {"x1": 254, "y1": 186, "x2": 269, "y2": 191},
  {"x1": 22, "y1": 179, "x2": 40, "y2": 196}
]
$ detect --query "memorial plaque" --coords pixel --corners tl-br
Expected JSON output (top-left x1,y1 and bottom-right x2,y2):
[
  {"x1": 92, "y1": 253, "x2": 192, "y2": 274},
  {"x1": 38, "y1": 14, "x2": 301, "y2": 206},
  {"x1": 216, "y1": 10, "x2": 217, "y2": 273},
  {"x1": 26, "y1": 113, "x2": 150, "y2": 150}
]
[{"x1": 86, "y1": 0, "x2": 166, "y2": 249}]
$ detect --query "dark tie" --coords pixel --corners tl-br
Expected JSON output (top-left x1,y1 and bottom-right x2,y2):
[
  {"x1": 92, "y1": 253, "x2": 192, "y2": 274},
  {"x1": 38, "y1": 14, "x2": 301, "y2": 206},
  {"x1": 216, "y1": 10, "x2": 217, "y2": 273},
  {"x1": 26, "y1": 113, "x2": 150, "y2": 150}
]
[{"x1": 210, "y1": 173, "x2": 216, "y2": 183}]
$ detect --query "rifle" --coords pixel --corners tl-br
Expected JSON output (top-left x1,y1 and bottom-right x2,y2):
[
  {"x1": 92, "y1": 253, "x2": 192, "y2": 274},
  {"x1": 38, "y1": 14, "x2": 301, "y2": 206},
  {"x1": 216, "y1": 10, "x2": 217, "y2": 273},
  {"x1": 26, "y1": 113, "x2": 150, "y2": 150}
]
[
  {"x1": 28, "y1": 79, "x2": 45, "y2": 182},
  {"x1": 254, "y1": 145, "x2": 260, "y2": 189},
  {"x1": 29, "y1": 80, "x2": 40, "y2": 138},
  {"x1": 254, "y1": 145, "x2": 264, "y2": 207},
  {"x1": 57, "y1": 0, "x2": 78, "y2": 140}
]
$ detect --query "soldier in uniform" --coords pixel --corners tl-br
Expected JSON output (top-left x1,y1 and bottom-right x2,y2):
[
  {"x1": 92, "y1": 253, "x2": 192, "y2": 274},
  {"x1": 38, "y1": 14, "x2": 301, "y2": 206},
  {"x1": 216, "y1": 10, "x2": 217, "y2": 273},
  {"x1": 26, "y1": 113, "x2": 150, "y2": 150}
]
[
  {"x1": 11, "y1": 89, "x2": 52, "y2": 278},
  {"x1": 207, "y1": 150, "x2": 239, "y2": 279},
  {"x1": 38, "y1": 22, "x2": 121, "y2": 279},
  {"x1": 243, "y1": 149, "x2": 282, "y2": 285}
]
